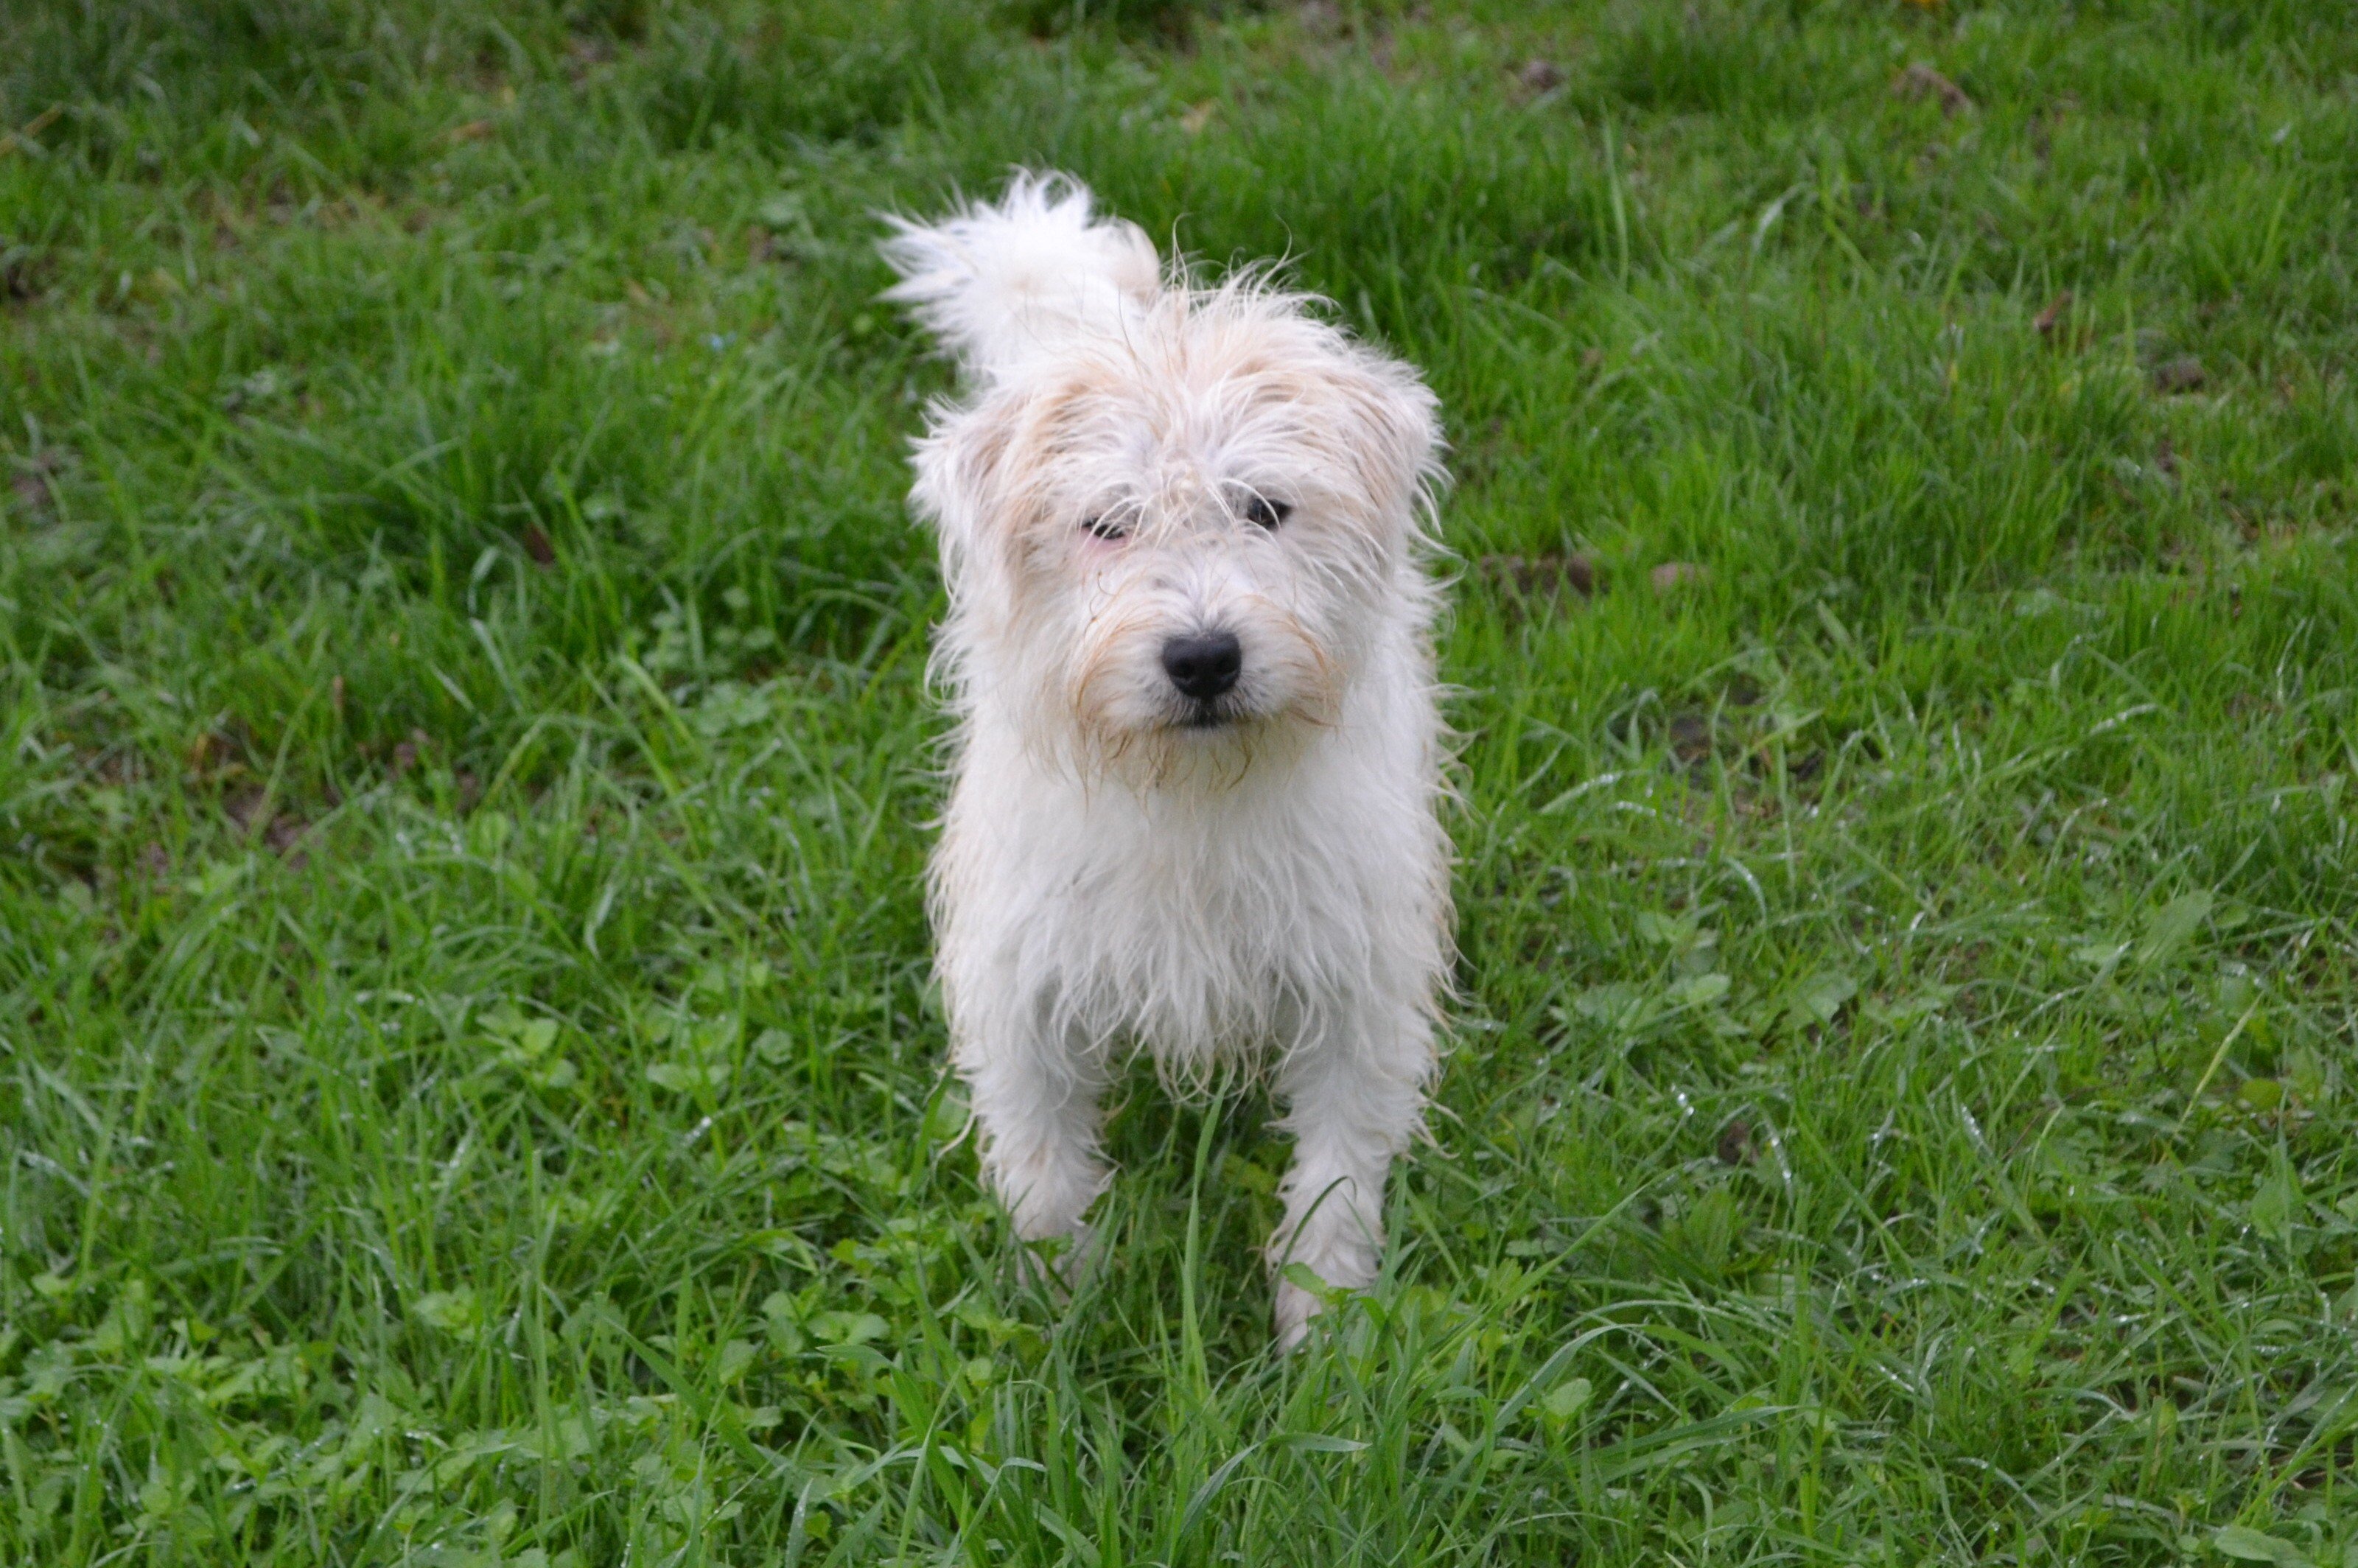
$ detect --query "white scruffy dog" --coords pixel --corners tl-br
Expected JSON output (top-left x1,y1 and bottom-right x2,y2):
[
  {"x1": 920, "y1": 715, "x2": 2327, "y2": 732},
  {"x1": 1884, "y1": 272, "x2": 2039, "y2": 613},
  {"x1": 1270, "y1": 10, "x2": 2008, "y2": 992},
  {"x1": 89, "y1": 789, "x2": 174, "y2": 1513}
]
[{"x1": 881, "y1": 173, "x2": 1453, "y2": 1345}]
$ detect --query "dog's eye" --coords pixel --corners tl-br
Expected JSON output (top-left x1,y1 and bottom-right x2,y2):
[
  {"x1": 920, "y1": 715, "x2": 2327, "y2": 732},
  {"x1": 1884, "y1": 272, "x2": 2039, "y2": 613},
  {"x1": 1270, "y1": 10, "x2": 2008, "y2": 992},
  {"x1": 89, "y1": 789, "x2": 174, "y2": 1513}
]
[
  {"x1": 1082, "y1": 515, "x2": 1127, "y2": 541},
  {"x1": 1240, "y1": 496, "x2": 1292, "y2": 531}
]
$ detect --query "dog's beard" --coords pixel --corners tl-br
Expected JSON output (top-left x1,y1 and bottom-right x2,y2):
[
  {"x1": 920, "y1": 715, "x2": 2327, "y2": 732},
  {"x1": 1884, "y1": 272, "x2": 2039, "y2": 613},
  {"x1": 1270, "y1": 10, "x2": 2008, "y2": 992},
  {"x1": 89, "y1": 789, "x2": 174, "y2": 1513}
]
[{"x1": 1081, "y1": 710, "x2": 1303, "y2": 794}]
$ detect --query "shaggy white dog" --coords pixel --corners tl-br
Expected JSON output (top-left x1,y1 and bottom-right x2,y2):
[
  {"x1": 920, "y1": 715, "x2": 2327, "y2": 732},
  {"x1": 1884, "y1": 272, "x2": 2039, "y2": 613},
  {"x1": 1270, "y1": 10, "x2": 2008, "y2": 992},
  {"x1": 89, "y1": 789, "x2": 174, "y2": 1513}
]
[{"x1": 881, "y1": 173, "x2": 1453, "y2": 1345}]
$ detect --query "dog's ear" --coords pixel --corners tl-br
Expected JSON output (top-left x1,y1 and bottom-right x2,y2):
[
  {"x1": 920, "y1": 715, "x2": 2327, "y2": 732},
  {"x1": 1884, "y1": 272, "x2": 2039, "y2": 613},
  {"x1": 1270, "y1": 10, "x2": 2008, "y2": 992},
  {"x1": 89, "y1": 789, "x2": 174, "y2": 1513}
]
[
  {"x1": 908, "y1": 393, "x2": 1021, "y2": 593},
  {"x1": 1325, "y1": 351, "x2": 1446, "y2": 536}
]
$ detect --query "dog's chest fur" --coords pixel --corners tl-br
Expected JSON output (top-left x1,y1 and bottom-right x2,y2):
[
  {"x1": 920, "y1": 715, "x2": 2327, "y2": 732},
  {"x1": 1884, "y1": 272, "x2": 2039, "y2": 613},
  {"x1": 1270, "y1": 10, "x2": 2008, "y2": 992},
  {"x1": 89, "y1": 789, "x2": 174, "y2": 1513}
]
[{"x1": 939, "y1": 702, "x2": 1440, "y2": 1069}]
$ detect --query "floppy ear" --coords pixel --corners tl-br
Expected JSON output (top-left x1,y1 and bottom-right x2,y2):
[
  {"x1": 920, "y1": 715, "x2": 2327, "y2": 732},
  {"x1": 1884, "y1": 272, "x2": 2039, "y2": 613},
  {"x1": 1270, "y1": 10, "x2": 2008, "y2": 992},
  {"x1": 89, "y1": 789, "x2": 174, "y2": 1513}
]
[
  {"x1": 907, "y1": 392, "x2": 1021, "y2": 598},
  {"x1": 1329, "y1": 350, "x2": 1446, "y2": 539}
]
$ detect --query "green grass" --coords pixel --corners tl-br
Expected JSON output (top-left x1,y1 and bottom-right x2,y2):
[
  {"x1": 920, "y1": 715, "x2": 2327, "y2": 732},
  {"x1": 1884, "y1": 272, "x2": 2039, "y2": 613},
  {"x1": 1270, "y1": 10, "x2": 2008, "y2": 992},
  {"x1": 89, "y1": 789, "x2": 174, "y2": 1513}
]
[{"x1": 6, "y1": 0, "x2": 2358, "y2": 1561}]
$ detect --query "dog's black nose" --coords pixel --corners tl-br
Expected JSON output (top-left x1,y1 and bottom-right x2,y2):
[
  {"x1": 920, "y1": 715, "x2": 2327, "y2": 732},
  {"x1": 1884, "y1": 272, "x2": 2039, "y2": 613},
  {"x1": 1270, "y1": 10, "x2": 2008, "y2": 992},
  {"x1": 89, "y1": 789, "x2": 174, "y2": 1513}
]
[{"x1": 1162, "y1": 631, "x2": 1242, "y2": 703}]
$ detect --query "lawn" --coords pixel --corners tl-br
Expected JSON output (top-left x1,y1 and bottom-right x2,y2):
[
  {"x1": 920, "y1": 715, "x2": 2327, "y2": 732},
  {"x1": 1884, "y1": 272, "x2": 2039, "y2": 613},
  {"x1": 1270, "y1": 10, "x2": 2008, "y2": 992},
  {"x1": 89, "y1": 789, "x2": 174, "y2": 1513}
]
[{"x1": 5, "y1": 0, "x2": 2358, "y2": 1561}]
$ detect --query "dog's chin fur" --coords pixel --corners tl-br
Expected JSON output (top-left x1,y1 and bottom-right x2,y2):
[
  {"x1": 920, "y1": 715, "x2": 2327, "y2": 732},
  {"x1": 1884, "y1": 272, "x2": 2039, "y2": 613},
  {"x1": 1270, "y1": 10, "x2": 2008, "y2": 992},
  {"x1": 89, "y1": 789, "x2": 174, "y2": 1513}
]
[
  {"x1": 1074, "y1": 715, "x2": 1312, "y2": 799},
  {"x1": 882, "y1": 172, "x2": 1455, "y2": 1347}
]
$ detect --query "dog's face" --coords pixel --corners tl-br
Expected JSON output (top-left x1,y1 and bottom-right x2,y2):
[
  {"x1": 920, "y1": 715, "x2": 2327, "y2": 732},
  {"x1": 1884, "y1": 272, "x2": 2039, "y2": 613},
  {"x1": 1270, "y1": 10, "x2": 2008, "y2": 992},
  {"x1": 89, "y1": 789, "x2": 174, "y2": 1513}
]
[{"x1": 913, "y1": 288, "x2": 1441, "y2": 785}]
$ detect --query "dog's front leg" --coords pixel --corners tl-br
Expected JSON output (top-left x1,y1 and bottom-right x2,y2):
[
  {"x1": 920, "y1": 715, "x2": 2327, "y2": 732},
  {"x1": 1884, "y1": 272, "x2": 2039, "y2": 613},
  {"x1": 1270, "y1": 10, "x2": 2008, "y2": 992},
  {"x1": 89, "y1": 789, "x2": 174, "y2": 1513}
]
[
  {"x1": 959, "y1": 1011, "x2": 1109, "y2": 1274},
  {"x1": 1267, "y1": 1005, "x2": 1431, "y2": 1347}
]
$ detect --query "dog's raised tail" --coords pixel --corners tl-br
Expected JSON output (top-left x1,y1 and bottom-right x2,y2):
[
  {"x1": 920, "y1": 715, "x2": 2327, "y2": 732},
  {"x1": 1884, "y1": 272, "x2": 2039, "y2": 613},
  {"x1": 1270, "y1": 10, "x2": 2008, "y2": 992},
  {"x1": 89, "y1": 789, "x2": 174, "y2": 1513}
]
[{"x1": 881, "y1": 172, "x2": 1160, "y2": 382}]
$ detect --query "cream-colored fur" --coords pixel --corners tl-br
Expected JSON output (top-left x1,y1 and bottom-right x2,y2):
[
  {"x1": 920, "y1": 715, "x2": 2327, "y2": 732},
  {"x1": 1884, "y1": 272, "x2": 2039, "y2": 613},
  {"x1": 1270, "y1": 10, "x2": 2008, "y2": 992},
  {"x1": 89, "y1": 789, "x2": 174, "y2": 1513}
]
[{"x1": 882, "y1": 172, "x2": 1453, "y2": 1345}]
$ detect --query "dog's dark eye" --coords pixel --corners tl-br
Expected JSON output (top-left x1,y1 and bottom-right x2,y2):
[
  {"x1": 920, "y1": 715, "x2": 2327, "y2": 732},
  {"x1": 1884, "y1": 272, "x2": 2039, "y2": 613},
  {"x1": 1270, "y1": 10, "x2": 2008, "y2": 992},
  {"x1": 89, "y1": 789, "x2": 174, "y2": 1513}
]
[
  {"x1": 1082, "y1": 515, "x2": 1127, "y2": 541},
  {"x1": 1241, "y1": 495, "x2": 1292, "y2": 531}
]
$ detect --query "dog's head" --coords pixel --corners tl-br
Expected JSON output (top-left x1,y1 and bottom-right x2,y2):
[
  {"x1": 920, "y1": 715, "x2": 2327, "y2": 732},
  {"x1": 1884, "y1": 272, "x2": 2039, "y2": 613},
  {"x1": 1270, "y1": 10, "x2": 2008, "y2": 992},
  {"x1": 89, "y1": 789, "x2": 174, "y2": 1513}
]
[{"x1": 904, "y1": 260, "x2": 1444, "y2": 787}]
